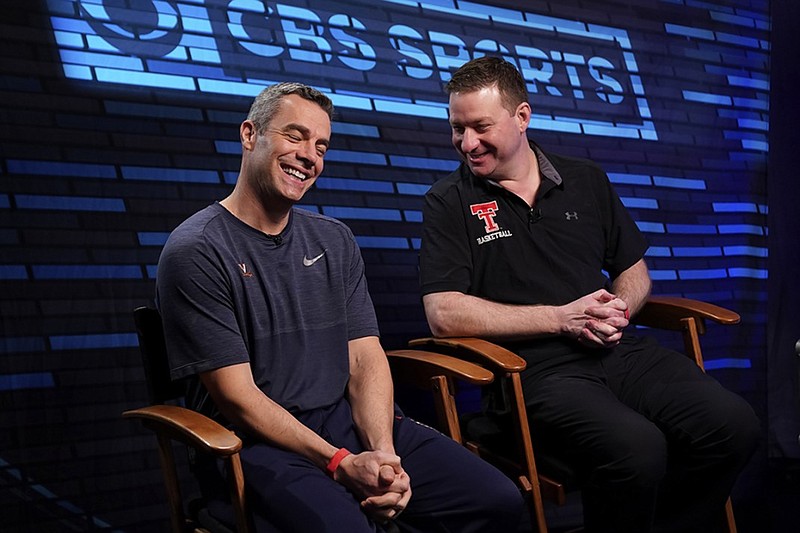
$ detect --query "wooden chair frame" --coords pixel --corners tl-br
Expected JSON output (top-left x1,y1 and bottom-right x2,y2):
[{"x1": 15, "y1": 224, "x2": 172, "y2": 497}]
[
  {"x1": 410, "y1": 295, "x2": 740, "y2": 533},
  {"x1": 124, "y1": 307, "x2": 494, "y2": 532},
  {"x1": 123, "y1": 403, "x2": 251, "y2": 533}
]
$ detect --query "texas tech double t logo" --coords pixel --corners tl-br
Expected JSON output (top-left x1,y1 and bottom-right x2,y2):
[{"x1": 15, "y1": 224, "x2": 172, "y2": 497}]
[
  {"x1": 470, "y1": 201, "x2": 500, "y2": 232},
  {"x1": 470, "y1": 201, "x2": 513, "y2": 245}
]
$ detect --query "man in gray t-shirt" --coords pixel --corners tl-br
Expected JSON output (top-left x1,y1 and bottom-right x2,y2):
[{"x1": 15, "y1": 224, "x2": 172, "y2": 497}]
[{"x1": 156, "y1": 82, "x2": 523, "y2": 532}]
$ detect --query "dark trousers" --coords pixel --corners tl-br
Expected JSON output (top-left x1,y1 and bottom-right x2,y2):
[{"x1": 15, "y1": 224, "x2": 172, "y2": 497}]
[
  {"x1": 216, "y1": 398, "x2": 523, "y2": 532},
  {"x1": 521, "y1": 335, "x2": 760, "y2": 533}
]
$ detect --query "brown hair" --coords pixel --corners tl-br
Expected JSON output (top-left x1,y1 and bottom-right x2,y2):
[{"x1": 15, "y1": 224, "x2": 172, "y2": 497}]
[{"x1": 446, "y1": 56, "x2": 529, "y2": 114}]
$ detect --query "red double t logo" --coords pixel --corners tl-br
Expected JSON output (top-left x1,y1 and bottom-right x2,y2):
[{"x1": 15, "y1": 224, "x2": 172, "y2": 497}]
[{"x1": 470, "y1": 201, "x2": 500, "y2": 233}]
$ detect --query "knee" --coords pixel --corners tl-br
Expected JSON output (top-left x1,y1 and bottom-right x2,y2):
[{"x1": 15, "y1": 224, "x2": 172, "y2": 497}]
[
  {"x1": 709, "y1": 395, "x2": 761, "y2": 462},
  {"x1": 477, "y1": 472, "x2": 525, "y2": 526},
  {"x1": 596, "y1": 428, "x2": 668, "y2": 488}
]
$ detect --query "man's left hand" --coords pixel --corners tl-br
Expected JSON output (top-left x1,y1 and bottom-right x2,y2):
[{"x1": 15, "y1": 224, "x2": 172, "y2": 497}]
[{"x1": 361, "y1": 464, "x2": 412, "y2": 522}]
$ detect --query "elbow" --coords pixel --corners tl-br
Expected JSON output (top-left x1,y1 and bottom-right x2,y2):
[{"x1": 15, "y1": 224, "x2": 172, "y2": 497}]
[
  {"x1": 428, "y1": 319, "x2": 453, "y2": 338},
  {"x1": 424, "y1": 300, "x2": 461, "y2": 338}
]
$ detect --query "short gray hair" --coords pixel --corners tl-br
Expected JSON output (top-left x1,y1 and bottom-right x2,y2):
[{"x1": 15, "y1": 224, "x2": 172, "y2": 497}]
[{"x1": 247, "y1": 82, "x2": 334, "y2": 132}]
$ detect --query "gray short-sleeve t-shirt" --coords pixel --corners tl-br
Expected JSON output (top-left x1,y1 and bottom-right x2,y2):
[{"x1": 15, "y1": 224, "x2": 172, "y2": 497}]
[{"x1": 156, "y1": 203, "x2": 379, "y2": 421}]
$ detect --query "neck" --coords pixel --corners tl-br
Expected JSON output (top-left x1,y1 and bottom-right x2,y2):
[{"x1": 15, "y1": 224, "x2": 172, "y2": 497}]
[
  {"x1": 495, "y1": 145, "x2": 541, "y2": 207},
  {"x1": 220, "y1": 186, "x2": 291, "y2": 236}
]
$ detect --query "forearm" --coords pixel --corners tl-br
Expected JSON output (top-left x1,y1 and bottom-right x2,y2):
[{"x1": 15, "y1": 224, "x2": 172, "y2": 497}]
[
  {"x1": 344, "y1": 337, "x2": 412, "y2": 520},
  {"x1": 347, "y1": 337, "x2": 396, "y2": 454},
  {"x1": 610, "y1": 258, "x2": 651, "y2": 316},
  {"x1": 201, "y1": 365, "x2": 337, "y2": 470},
  {"x1": 423, "y1": 291, "x2": 563, "y2": 341}
]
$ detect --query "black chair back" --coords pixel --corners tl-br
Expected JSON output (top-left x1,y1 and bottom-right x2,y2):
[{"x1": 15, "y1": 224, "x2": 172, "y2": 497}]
[{"x1": 133, "y1": 306, "x2": 184, "y2": 405}]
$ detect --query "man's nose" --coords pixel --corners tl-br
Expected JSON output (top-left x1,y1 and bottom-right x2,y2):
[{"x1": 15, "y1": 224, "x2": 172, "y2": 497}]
[
  {"x1": 460, "y1": 129, "x2": 479, "y2": 152},
  {"x1": 297, "y1": 140, "x2": 319, "y2": 166}
]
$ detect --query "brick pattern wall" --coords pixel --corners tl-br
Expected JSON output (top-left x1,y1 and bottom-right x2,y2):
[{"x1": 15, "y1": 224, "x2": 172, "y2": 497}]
[{"x1": 0, "y1": 0, "x2": 768, "y2": 530}]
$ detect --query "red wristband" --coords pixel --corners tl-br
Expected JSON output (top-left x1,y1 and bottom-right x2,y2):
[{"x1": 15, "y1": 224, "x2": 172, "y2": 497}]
[
  {"x1": 326, "y1": 448, "x2": 351, "y2": 477},
  {"x1": 624, "y1": 308, "x2": 631, "y2": 320}
]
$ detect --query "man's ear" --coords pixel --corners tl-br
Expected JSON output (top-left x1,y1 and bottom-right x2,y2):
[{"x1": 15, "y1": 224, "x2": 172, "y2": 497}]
[
  {"x1": 240, "y1": 120, "x2": 257, "y2": 149},
  {"x1": 516, "y1": 102, "x2": 532, "y2": 132}
]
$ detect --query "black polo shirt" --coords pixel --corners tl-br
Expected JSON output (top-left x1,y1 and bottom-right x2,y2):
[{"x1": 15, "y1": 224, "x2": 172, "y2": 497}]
[{"x1": 420, "y1": 142, "x2": 648, "y2": 307}]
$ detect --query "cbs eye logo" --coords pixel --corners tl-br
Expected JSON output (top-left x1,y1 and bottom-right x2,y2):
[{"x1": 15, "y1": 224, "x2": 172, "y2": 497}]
[{"x1": 79, "y1": 0, "x2": 183, "y2": 58}]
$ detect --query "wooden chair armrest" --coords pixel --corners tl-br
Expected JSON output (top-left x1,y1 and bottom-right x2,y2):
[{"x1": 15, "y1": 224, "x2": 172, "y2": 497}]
[
  {"x1": 387, "y1": 349, "x2": 494, "y2": 387},
  {"x1": 635, "y1": 296, "x2": 740, "y2": 332},
  {"x1": 408, "y1": 337, "x2": 526, "y2": 373},
  {"x1": 123, "y1": 404, "x2": 242, "y2": 456}
]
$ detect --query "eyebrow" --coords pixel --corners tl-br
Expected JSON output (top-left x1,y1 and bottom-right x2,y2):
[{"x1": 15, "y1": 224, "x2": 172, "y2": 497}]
[{"x1": 449, "y1": 117, "x2": 492, "y2": 127}]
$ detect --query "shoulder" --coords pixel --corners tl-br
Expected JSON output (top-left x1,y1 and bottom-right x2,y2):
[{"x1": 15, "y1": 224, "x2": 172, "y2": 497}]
[
  {"x1": 157, "y1": 204, "x2": 233, "y2": 290},
  {"x1": 158, "y1": 204, "x2": 245, "y2": 277},
  {"x1": 293, "y1": 207, "x2": 354, "y2": 236},
  {"x1": 542, "y1": 149, "x2": 606, "y2": 177},
  {"x1": 162, "y1": 204, "x2": 225, "y2": 254},
  {"x1": 539, "y1": 147, "x2": 614, "y2": 199}
]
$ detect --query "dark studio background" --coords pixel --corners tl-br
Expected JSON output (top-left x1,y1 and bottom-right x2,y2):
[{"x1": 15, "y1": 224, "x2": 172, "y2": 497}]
[{"x1": 1, "y1": 0, "x2": 798, "y2": 531}]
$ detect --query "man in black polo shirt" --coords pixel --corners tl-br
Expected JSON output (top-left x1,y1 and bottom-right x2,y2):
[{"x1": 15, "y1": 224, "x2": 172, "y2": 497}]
[{"x1": 419, "y1": 56, "x2": 759, "y2": 532}]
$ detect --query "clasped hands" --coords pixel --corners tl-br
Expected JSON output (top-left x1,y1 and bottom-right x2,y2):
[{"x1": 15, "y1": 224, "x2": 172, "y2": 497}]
[
  {"x1": 334, "y1": 450, "x2": 411, "y2": 523},
  {"x1": 563, "y1": 289, "x2": 630, "y2": 348}
]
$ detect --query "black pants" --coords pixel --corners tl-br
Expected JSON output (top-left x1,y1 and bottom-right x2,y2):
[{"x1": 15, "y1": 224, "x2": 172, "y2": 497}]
[
  {"x1": 520, "y1": 335, "x2": 760, "y2": 533},
  {"x1": 215, "y1": 398, "x2": 523, "y2": 532}
]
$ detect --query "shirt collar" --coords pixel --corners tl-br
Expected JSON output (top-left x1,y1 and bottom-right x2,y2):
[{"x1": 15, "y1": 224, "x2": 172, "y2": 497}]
[
  {"x1": 532, "y1": 142, "x2": 563, "y2": 187},
  {"x1": 484, "y1": 141, "x2": 563, "y2": 190}
]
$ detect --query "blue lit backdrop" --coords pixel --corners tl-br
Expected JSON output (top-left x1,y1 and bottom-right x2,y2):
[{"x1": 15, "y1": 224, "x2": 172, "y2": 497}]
[{"x1": 0, "y1": 1, "x2": 771, "y2": 530}]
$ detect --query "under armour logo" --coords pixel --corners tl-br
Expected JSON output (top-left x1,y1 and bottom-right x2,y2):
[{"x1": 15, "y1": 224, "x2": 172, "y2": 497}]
[
  {"x1": 564, "y1": 211, "x2": 579, "y2": 220},
  {"x1": 237, "y1": 263, "x2": 253, "y2": 277},
  {"x1": 470, "y1": 201, "x2": 500, "y2": 233}
]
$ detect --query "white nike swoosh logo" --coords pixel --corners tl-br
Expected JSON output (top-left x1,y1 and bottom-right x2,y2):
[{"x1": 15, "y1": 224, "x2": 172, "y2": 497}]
[{"x1": 303, "y1": 250, "x2": 326, "y2": 267}]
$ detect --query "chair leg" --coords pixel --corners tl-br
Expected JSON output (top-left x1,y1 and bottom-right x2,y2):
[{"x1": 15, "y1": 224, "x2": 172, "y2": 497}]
[
  {"x1": 528, "y1": 478, "x2": 548, "y2": 533},
  {"x1": 227, "y1": 453, "x2": 252, "y2": 533},
  {"x1": 154, "y1": 433, "x2": 188, "y2": 533},
  {"x1": 509, "y1": 374, "x2": 548, "y2": 532},
  {"x1": 724, "y1": 497, "x2": 737, "y2": 533},
  {"x1": 517, "y1": 475, "x2": 548, "y2": 532}
]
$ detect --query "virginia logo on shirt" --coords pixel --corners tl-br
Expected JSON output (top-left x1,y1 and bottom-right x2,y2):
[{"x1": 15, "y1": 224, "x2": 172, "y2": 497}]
[
  {"x1": 237, "y1": 263, "x2": 254, "y2": 278},
  {"x1": 470, "y1": 201, "x2": 513, "y2": 245}
]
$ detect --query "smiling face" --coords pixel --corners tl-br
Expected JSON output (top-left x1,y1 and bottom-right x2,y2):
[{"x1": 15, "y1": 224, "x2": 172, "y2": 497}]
[
  {"x1": 448, "y1": 84, "x2": 531, "y2": 181},
  {"x1": 242, "y1": 93, "x2": 331, "y2": 208}
]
